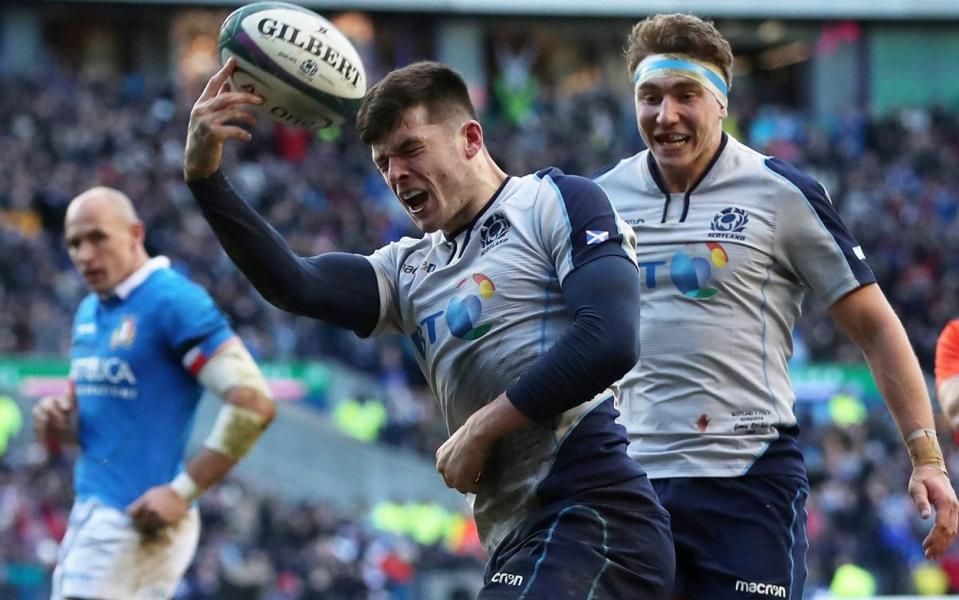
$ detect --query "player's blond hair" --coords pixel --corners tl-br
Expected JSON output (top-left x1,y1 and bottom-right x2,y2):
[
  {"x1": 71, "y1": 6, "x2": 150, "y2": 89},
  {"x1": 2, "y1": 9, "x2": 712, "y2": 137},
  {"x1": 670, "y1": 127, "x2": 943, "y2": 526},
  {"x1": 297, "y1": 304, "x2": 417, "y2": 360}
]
[{"x1": 625, "y1": 14, "x2": 734, "y2": 89}]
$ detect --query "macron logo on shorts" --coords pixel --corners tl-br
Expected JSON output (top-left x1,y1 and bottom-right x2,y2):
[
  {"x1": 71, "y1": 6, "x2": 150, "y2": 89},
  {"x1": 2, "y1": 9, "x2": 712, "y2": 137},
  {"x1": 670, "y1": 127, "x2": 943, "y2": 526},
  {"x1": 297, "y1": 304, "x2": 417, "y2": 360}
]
[
  {"x1": 735, "y1": 580, "x2": 787, "y2": 597},
  {"x1": 491, "y1": 572, "x2": 524, "y2": 586}
]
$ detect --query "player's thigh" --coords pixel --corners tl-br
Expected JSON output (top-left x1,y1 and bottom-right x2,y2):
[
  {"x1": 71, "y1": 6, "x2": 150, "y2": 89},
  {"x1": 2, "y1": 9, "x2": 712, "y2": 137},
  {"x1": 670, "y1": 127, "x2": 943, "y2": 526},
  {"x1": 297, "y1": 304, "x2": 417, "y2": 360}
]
[
  {"x1": 53, "y1": 500, "x2": 200, "y2": 600},
  {"x1": 654, "y1": 475, "x2": 809, "y2": 600},
  {"x1": 52, "y1": 499, "x2": 141, "y2": 600},
  {"x1": 479, "y1": 498, "x2": 673, "y2": 599},
  {"x1": 131, "y1": 505, "x2": 201, "y2": 600}
]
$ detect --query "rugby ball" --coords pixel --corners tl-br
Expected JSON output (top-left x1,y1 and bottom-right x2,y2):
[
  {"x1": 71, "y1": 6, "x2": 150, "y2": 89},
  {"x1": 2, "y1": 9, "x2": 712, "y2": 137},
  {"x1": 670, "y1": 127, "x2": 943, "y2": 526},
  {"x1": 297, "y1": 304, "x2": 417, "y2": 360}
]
[{"x1": 218, "y1": 2, "x2": 367, "y2": 130}]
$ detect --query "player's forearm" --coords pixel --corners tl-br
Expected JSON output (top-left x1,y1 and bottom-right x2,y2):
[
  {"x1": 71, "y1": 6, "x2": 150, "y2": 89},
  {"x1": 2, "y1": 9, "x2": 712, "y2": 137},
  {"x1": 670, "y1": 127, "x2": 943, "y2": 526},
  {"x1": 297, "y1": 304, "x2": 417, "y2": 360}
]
[
  {"x1": 831, "y1": 285, "x2": 934, "y2": 435},
  {"x1": 181, "y1": 447, "x2": 238, "y2": 492},
  {"x1": 462, "y1": 393, "x2": 531, "y2": 447},
  {"x1": 188, "y1": 171, "x2": 380, "y2": 334},
  {"x1": 171, "y1": 387, "x2": 275, "y2": 501},
  {"x1": 862, "y1": 320, "x2": 935, "y2": 434}
]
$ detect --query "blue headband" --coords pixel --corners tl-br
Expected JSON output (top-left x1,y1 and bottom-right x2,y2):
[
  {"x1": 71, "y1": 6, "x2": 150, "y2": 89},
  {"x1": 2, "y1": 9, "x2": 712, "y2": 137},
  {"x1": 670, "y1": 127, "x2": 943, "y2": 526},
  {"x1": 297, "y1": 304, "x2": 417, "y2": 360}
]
[{"x1": 634, "y1": 53, "x2": 729, "y2": 106}]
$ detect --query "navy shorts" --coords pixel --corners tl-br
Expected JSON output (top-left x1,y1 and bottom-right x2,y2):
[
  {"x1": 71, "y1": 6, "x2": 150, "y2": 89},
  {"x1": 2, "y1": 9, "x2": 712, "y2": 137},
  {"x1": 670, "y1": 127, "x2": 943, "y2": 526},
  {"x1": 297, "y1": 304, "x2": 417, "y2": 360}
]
[
  {"x1": 479, "y1": 477, "x2": 674, "y2": 599},
  {"x1": 653, "y1": 474, "x2": 809, "y2": 600}
]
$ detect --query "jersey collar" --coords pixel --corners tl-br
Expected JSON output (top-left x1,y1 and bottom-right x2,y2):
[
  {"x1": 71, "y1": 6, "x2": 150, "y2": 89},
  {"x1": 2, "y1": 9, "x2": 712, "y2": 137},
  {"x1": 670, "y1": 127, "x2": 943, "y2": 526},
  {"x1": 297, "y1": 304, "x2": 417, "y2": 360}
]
[
  {"x1": 441, "y1": 175, "x2": 514, "y2": 244},
  {"x1": 112, "y1": 256, "x2": 170, "y2": 300},
  {"x1": 646, "y1": 131, "x2": 729, "y2": 198}
]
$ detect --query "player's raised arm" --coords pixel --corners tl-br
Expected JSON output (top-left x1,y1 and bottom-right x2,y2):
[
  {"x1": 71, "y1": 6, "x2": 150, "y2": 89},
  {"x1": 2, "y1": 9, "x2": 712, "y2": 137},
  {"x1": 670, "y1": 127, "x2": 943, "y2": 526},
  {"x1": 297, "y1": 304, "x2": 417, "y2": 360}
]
[
  {"x1": 184, "y1": 62, "x2": 380, "y2": 336},
  {"x1": 127, "y1": 337, "x2": 275, "y2": 532}
]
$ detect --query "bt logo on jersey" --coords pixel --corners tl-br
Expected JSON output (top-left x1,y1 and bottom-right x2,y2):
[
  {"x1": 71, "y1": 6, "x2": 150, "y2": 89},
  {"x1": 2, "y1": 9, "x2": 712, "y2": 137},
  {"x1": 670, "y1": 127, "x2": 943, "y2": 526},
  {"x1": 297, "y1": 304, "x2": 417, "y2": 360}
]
[
  {"x1": 638, "y1": 242, "x2": 729, "y2": 299},
  {"x1": 411, "y1": 273, "x2": 497, "y2": 358}
]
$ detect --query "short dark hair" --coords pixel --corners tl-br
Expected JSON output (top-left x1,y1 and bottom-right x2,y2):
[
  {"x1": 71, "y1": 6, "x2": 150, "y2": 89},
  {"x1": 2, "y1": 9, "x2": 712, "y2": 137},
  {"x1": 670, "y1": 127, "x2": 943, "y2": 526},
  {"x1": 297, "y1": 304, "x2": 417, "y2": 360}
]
[
  {"x1": 625, "y1": 13, "x2": 734, "y2": 90},
  {"x1": 356, "y1": 61, "x2": 478, "y2": 145}
]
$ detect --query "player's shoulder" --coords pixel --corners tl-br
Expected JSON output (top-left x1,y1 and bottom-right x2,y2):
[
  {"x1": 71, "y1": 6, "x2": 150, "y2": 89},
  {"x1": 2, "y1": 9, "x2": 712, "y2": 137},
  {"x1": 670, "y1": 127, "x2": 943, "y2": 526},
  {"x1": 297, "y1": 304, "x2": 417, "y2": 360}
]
[
  {"x1": 525, "y1": 166, "x2": 610, "y2": 207},
  {"x1": 75, "y1": 293, "x2": 99, "y2": 319},
  {"x1": 369, "y1": 233, "x2": 436, "y2": 273},
  {"x1": 141, "y1": 265, "x2": 218, "y2": 312},
  {"x1": 734, "y1": 139, "x2": 828, "y2": 204},
  {"x1": 591, "y1": 152, "x2": 645, "y2": 185}
]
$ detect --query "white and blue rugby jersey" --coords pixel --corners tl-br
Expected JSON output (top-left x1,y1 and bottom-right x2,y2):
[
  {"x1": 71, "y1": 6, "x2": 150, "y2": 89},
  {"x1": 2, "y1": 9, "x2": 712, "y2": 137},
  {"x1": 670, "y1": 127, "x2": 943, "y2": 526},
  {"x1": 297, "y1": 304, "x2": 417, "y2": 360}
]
[
  {"x1": 366, "y1": 168, "x2": 636, "y2": 553},
  {"x1": 595, "y1": 134, "x2": 875, "y2": 479},
  {"x1": 70, "y1": 257, "x2": 233, "y2": 509}
]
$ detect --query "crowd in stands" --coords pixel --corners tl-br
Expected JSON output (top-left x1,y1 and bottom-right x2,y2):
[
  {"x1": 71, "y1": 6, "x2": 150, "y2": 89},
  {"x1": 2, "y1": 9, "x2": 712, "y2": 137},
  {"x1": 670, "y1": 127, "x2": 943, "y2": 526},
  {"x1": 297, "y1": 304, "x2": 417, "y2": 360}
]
[{"x1": 1, "y1": 45, "x2": 959, "y2": 597}]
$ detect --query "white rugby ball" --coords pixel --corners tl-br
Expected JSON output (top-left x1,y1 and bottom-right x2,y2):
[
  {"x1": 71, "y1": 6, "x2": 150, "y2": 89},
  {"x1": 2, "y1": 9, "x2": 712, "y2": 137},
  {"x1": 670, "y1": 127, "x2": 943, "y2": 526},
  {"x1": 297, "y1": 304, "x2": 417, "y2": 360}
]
[{"x1": 218, "y1": 2, "x2": 367, "y2": 130}]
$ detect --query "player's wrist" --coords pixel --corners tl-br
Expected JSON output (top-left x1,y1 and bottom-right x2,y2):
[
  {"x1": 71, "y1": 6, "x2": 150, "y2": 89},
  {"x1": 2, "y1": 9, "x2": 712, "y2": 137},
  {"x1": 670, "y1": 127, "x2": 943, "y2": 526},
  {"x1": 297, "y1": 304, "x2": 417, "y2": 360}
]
[
  {"x1": 906, "y1": 428, "x2": 947, "y2": 473},
  {"x1": 169, "y1": 471, "x2": 204, "y2": 503}
]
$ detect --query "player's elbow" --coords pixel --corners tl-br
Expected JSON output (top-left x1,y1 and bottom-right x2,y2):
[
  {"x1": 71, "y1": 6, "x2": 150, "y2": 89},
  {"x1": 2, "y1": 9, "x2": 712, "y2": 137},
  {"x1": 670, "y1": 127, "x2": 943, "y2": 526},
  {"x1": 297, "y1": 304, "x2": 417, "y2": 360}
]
[
  {"x1": 596, "y1": 333, "x2": 639, "y2": 382},
  {"x1": 226, "y1": 386, "x2": 277, "y2": 426}
]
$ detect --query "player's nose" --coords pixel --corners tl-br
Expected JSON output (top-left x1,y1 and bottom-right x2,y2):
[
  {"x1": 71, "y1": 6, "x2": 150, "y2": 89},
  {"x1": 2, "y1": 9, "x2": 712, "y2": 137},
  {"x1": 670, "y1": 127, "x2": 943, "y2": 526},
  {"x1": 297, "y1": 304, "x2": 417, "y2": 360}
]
[
  {"x1": 656, "y1": 96, "x2": 680, "y2": 125},
  {"x1": 386, "y1": 157, "x2": 410, "y2": 186}
]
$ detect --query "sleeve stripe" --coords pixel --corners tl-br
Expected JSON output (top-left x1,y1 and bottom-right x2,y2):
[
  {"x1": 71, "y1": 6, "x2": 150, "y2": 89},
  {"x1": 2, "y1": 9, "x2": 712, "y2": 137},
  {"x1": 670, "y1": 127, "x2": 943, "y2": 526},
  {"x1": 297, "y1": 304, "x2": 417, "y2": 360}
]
[
  {"x1": 182, "y1": 346, "x2": 209, "y2": 376},
  {"x1": 764, "y1": 158, "x2": 875, "y2": 286},
  {"x1": 542, "y1": 175, "x2": 575, "y2": 273}
]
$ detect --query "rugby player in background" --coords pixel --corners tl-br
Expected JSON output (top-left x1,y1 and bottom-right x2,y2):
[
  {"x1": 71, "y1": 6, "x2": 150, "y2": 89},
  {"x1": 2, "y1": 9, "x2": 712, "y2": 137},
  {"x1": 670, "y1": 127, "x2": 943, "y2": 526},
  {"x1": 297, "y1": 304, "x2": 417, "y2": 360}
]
[
  {"x1": 594, "y1": 12, "x2": 958, "y2": 599},
  {"x1": 936, "y1": 319, "x2": 959, "y2": 436},
  {"x1": 184, "y1": 59, "x2": 674, "y2": 598},
  {"x1": 33, "y1": 187, "x2": 275, "y2": 599}
]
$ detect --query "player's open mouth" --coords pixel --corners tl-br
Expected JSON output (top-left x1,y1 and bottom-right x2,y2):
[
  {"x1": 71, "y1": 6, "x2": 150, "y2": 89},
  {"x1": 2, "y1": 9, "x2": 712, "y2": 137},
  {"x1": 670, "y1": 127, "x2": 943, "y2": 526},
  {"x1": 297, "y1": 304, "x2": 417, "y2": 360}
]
[
  {"x1": 401, "y1": 190, "x2": 429, "y2": 214},
  {"x1": 655, "y1": 133, "x2": 690, "y2": 148}
]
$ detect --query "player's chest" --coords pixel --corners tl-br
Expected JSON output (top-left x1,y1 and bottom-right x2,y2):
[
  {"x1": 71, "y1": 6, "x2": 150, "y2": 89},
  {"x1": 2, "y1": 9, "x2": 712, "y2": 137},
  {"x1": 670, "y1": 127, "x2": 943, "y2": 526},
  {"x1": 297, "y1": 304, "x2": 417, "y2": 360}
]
[
  {"x1": 621, "y1": 198, "x2": 777, "y2": 298},
  {"x1": 398, "y1": 228, "x2": 556, "y2": 358},
  {"x1": 70, "y1": 308, "x2": 162, "y2": 377}
]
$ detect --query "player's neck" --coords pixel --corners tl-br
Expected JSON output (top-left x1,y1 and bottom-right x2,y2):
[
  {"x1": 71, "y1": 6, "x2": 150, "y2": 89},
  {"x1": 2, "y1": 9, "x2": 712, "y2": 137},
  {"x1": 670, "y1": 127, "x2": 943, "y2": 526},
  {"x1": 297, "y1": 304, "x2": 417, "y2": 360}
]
[
  {"x1": 441, "y1": 159, "x2": 508, "y2": 237},
  {"x1": 658, "y1": 132, "x2": 724, "y2": 194}
]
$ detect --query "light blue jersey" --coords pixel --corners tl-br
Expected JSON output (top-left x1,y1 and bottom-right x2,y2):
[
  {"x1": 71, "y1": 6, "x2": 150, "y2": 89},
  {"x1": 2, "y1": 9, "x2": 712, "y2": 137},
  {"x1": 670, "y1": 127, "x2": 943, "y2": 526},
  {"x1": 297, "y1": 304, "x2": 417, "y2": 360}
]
[{"x1": 69, "y1": 257, "x2": 233, "y2": 509}]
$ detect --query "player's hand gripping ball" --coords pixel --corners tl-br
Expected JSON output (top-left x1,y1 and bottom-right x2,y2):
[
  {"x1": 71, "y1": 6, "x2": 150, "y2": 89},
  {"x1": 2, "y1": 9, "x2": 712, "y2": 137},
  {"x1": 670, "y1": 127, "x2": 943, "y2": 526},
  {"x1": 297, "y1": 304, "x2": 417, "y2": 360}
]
[{"x1": 218, "y1": 2, "x2": 367, "y2": 130}]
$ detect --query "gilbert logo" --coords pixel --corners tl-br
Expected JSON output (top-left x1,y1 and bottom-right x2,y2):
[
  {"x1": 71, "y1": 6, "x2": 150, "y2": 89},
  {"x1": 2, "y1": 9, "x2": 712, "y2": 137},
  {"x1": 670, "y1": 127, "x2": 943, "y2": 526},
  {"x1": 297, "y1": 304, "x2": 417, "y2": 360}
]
[
  {"x1": 735, "y1": 580, "x2": 787, "y2": 597},
  {"x1": 491, "y1": 572, "x2": 524, "y2": 586}
]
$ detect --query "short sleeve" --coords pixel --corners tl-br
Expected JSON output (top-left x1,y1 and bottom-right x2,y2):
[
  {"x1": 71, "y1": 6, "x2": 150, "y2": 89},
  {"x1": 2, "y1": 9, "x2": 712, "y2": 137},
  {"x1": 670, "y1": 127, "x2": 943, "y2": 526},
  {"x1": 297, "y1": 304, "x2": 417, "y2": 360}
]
[
  {"x1": 163, "y1": 280, "x2": 234, "y2": 376},
  {"x1": 766, "y1": 157, "x2": 875, "y2": 307},
  {"x1": 936, "y1": 320, "x2": 959, "y2": 386},
  {"x1": 534, "y1": 168, "x2": 637, "y2": 284},
  {"x1": 365, "y1": 242, "x2": 405, "y2": 336}
]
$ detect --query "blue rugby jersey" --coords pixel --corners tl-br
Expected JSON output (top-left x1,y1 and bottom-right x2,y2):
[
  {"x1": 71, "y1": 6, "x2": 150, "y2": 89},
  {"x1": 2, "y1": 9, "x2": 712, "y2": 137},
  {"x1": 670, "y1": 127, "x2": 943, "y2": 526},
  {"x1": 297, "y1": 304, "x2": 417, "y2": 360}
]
[{"x1": 69, "y1": 257, "x2": 233, "y2": 509}]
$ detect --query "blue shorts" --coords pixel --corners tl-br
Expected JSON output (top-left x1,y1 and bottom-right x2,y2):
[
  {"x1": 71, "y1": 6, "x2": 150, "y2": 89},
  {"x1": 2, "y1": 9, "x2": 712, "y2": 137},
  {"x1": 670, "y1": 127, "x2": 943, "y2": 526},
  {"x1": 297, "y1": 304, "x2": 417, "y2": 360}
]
[
  {"x1": 479, "y1": 477, "x2": 674, "y2": 599},
  {"x1": 653, "y1": 474, "x2": 809, "y2": 600}
]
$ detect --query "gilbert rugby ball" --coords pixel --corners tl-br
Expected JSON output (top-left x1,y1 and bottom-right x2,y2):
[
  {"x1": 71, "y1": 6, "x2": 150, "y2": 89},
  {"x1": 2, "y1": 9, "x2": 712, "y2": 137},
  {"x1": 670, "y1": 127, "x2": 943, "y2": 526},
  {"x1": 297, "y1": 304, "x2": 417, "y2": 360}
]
[{"x1": 218, "y1": 2, "x2": 367, "y2": 130}]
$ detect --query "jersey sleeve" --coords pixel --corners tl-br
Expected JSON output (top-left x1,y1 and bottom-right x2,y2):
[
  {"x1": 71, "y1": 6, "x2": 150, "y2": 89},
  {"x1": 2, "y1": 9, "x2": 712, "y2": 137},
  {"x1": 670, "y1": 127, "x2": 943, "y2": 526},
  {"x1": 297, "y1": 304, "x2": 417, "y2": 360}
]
[
  {"x1": 936, "y1": 320, "x2": 959, "y2": 386},
  {"x1": 766, "y1": 157, "x2": 875, "y2": 306},
  {"x1": 162, "y1": 280, "x2": 235, "y2": 376},
  {"x1": 364, "y1": 242, "x2": 406, "y2": 337},
  {"x1": 533, "y1": 168, "x2": 637, "y2": 284}
]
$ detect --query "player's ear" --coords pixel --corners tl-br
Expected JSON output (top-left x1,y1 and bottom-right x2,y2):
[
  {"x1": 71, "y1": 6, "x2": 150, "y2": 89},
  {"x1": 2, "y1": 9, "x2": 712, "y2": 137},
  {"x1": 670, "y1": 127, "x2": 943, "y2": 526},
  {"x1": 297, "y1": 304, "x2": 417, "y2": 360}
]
[
  {"x1": 462, "y1": 120, "x2": 484, "y2": 159},
  {"x1": 718, "y1": 101, "x2": 728, "y2": 119},
  {"x1": 130, "y1": 220, "x2": 146, "y2": 245}
]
